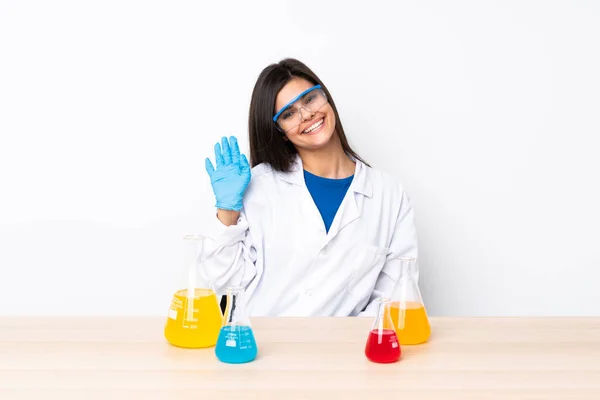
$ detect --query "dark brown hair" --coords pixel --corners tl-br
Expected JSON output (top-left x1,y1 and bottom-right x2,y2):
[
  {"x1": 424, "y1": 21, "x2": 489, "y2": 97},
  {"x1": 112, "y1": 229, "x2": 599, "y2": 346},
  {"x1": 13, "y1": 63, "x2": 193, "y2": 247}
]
[{"x1": 248, "y1": 58, "x2": 369, "y2": 172}]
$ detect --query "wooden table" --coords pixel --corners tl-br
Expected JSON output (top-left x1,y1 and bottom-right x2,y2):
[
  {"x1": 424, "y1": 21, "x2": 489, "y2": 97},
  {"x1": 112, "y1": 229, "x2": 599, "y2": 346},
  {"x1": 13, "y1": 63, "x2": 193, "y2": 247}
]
[{"x1": 1, "y1": 317, "x2": 599, "y2": 399}]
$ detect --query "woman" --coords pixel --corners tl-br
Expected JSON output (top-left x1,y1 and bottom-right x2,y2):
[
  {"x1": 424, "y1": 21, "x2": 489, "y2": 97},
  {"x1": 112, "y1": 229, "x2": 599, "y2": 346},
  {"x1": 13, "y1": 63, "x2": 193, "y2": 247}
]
[{"x1": 201, "y1": 58, "x2": 418, "y2": 317}]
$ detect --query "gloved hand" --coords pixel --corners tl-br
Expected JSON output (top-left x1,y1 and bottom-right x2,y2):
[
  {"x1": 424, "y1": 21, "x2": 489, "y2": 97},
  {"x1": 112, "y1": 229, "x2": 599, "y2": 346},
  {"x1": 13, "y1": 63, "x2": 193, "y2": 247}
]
[{"x1": 205, "y1": 136, "x2": 251, "y2": 211}]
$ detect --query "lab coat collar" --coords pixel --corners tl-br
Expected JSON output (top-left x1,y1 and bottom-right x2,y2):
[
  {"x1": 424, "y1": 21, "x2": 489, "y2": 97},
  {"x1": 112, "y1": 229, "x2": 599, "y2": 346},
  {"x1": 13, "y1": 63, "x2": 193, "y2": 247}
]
[{"x1": 278, "y1": 153, "x2": 373, "y2": 198}]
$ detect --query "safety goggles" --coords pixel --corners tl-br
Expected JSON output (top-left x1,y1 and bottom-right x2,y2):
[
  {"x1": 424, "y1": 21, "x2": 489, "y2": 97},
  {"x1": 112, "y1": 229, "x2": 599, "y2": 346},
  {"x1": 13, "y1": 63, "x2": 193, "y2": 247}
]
[{"x1": 272, "y1": 85, "x2": 328, "y2": 132}]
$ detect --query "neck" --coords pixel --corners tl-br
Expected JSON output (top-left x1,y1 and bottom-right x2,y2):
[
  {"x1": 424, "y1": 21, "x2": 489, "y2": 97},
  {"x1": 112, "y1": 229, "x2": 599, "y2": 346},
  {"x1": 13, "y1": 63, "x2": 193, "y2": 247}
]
[{"x1": 297, "y1": 134, "x2": 356, "y2": 178}]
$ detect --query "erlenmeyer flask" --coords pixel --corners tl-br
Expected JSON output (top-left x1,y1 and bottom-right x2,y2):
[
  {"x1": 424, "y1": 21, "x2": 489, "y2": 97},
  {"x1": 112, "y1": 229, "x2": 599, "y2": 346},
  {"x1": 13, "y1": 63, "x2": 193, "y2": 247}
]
[
  {"x1": 364, "y1": 297, "x2": 401, "y2": 363},
  {"x1": 215, "y1": 286, "x2": 258, "y2": 364},
  {"x1": 164, "y1": 234, "x2": 223, "y2": 348},
  {"x1": 389, "y1": 257, "x2": 431, "y2": 345}
]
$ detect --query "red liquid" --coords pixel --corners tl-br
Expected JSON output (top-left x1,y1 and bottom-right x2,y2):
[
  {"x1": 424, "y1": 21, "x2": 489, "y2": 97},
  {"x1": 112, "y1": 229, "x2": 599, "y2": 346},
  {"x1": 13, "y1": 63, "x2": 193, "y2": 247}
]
[{"x1": 364, "y1": 329, "x2": 401, "y2": 363}]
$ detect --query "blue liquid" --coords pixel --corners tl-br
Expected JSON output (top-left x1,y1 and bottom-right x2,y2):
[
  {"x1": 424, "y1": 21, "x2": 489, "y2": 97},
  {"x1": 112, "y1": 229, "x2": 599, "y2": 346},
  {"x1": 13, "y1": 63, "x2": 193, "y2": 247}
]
[{"x1": 215, "y1": 325, "x2": 258, "y2": 364}]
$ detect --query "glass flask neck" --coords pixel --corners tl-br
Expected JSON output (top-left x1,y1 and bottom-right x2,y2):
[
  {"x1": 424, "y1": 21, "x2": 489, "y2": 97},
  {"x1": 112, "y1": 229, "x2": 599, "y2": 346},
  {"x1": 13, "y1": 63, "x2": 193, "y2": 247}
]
[
  {"x1": 372, "y1": 297, "x2": 395, "y2": 331},
  {"x1": 183, "y1": 234, "x2": 206, "y2": 266},
  {"x1": 391, "y1": 256, "x2": 425, "y2": 306},
  {"x1": 223, "y1": 286, "x2": 250, "y2": 326},
  {"x1": 181, "y1": 234, "x2": 213, "y2": 293},
  {"x1": 399, "y1": 257, "x2": 417, "y2": 280}
]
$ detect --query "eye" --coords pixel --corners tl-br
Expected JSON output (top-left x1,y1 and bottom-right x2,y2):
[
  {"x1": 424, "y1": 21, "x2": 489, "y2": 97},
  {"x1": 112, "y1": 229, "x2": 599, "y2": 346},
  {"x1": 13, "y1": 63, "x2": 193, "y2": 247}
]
[
  {"x1": 304, "y1": 94, "x2": 315, "y2": 104},
  {"x1": 282, "y1": 110, "x2": 295, "y2": 120}
]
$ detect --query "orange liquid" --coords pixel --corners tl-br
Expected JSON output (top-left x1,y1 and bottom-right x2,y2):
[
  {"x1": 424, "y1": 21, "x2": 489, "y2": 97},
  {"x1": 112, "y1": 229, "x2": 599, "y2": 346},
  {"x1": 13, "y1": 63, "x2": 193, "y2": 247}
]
[
  {"x1": 164, "y1": 288, "x2": 223, "y2": 348},
  {"x1": 389, "y1": 301, "x2": 431, "y2": 345}
]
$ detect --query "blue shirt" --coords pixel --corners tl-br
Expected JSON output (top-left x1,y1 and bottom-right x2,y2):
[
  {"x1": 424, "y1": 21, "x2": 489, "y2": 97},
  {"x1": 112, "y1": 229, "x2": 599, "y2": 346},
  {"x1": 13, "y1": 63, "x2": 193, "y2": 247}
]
[{"x1": 303, "y1": 169, "x2": 354, "y2": 233}]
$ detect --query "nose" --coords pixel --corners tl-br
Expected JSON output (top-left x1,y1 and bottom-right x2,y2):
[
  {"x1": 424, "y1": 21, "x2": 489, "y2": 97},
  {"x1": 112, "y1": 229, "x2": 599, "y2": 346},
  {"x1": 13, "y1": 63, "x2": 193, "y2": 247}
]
[{"x1": 299, "y1": 106, "x2": 315, "y2": 121}]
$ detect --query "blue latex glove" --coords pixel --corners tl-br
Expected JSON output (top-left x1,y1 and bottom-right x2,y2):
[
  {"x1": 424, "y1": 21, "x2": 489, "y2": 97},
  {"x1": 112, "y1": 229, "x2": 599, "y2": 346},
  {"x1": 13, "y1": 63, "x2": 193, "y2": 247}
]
[{"x1": 205, "y1": 136, "x2": 251, "y2": 211}]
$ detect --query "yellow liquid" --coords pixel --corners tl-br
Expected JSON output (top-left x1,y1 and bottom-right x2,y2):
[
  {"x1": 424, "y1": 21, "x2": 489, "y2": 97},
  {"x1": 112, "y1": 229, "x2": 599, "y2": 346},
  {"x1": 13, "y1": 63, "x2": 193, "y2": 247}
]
[
  {"x1": 164, "y1": 288, "x2": 223, "y2": 348},
  {"x1": 389, "y1": 301, "x2": 431, "y2": 345}
]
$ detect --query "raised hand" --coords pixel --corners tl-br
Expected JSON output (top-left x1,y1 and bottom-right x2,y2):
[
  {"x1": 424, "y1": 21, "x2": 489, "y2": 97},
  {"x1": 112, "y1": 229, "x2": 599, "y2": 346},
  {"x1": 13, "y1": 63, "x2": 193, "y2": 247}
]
[{"x1": 205, "y1": 136, "x2": 251, "y2": 212}]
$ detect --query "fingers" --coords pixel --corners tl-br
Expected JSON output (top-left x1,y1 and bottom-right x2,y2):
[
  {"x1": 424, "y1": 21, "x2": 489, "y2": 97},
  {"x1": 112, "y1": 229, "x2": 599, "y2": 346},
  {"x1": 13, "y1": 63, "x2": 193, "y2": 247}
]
[
  {"x1": 214, "y1": 141, "x2": 225, "y2": 167},
  {"x1": 240, "y1": 153, "x2": 250, "y2": 172},
  {"x1": 212, "y1": 136, "x2": 248, "y2": 171},
  {"x1": 221, "y1": 137, "x2": 231, "y2": 165},
  {"x1": 230, "y1": 136, "x2": 240, "y2": 165},
  {"x1": 205, "y1": 157, "x2": 215, "y2": 175}
]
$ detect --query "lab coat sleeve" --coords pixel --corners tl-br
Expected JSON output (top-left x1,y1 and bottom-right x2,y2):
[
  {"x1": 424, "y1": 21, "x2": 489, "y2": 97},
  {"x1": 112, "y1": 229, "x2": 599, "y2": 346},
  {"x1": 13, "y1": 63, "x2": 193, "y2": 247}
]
[
  {"x1": 199, "y1": 209, "x2": 258, "y2": 295},
  {"x1": 357, "y1": 189, "x2": 419, "y2": 317}
]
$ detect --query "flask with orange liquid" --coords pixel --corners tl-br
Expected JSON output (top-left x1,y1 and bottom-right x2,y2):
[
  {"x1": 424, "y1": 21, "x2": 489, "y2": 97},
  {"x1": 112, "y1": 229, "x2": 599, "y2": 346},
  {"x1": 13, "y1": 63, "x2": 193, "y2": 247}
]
[
  {"x1": 389, "y1": 257, "x2": 431, "y2": 345},
  {"x1": 164, "y1": 234, "x2": 223, "y2": 348}
]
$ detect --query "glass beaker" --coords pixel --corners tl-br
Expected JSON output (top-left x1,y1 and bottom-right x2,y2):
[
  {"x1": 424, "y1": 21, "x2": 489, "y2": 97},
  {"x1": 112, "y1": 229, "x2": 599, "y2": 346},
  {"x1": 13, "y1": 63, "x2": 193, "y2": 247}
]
[
  {"x1": 364, "y1": 297, "x2": 401, "y2": 363},
  {"x1": 164, "y1": 234, "x2": 223, "y2": 348},
  {"x1": 389, "y1": 257, "x2": 431, "y2": 345},
  {"x1": 215, "y1": 286, "x2": 258, "y2": 363}
]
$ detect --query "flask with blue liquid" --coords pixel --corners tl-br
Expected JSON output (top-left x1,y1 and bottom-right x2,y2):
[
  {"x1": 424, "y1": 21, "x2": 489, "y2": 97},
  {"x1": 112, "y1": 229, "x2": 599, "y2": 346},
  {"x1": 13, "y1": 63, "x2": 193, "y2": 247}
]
[{"x1": 215, "y1": 286, "x2": 258, "y2": 363}]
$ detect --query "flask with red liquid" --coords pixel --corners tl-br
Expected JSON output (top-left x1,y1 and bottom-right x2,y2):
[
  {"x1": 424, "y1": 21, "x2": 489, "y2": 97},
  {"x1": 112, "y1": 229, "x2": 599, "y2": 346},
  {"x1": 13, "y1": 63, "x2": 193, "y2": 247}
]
[{"x1": 364, "y1": 297, "x2": 401, "y2": 363}]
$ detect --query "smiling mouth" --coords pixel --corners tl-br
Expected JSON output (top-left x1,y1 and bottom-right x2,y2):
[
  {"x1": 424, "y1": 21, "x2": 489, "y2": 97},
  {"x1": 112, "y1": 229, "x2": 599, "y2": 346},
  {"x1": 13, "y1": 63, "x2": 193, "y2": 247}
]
[{"x1": 302, "y1": 118, "x2": 324, "y2": 134}]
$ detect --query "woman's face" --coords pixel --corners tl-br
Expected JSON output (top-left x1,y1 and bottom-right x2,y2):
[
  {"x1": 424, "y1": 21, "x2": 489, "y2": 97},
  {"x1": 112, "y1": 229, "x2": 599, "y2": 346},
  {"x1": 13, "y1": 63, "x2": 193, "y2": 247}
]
[{"x1": 274, "y1": 78, "x2": 336, "y2": 150}]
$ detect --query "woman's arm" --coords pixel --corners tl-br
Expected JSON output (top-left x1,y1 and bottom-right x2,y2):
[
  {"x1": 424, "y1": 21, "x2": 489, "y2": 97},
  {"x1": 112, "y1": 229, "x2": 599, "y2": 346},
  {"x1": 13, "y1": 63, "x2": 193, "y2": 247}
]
[
  {"x1": 202, "y1": 136, "x2": 257, "y2": 293},
  {"x1": 217, "y1": 209, "x2": 240, "y2": 226},
  {"x1": 200, "y1": 209, "x2": 258, "y2": 294}
]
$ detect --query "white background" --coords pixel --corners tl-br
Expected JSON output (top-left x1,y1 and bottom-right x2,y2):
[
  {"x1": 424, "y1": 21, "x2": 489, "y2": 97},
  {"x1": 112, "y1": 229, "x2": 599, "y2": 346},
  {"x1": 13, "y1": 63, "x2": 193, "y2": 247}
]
[{"x1": 1, "y1": 1, "x2": 599, "y2": 316}]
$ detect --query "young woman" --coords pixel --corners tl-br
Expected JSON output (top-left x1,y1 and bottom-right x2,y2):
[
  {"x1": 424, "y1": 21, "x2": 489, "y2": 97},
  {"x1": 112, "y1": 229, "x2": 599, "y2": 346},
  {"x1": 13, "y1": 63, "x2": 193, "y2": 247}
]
[{"x1": 201, "y1": 58, "x2": 418, "y2": 317}]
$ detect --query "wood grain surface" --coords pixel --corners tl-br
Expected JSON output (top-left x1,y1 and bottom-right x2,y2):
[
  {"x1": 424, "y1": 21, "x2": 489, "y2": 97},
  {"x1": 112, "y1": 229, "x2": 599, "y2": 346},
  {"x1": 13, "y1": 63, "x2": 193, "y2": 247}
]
[{"x1": 1, "y1": 317, "x2": 599, "y2": 399}]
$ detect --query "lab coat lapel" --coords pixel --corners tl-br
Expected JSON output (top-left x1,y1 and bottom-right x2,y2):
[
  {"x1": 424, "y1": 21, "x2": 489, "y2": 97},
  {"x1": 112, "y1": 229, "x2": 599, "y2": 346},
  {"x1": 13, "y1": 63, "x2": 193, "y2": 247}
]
[
  {"x1": 277, "y1": 155, "x2": 327, "y2": 234},
  {"x1": 277, "y1": 155, "x2": 373, "y2": 240},
  {"x1": 325, "y1": 160, "x2": 372, "y2": 241},
  {"x1": 326, "y1": 191, "x2": 359, "y2": 241}
]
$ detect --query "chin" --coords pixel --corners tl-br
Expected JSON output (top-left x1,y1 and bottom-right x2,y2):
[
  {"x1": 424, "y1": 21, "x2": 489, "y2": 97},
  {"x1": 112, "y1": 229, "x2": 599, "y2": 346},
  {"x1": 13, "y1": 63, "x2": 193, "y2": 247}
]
[{"x1": 297, "y1": 132, "x2": 335, "y2": 151}]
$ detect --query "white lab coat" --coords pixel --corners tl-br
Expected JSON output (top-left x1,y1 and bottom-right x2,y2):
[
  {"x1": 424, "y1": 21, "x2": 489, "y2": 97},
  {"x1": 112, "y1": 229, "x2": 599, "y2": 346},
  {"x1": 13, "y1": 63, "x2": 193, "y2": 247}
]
[{"x1": 199, "y1": 154, "x2": 418, "y2": 317}]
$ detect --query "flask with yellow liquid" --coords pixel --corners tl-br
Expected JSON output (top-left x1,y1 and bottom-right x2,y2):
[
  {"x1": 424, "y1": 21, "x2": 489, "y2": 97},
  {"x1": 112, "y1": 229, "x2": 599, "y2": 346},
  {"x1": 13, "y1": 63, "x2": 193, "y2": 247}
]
[
  {"x1": 388, "y1": 257, "x2": 431, "y2": 345},
  {"x1": 164, "y1": 234, "x2": 223, "y2": 348}
]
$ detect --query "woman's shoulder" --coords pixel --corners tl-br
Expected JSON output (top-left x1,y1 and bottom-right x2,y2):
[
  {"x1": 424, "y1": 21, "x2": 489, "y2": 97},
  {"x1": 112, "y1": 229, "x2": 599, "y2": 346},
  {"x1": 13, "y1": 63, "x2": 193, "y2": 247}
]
[
  {"x1": 248, "y1": 161, "x2": 300, "y2": 186},
  {"x1": 250, "y1": 162, "x2": 274, "y2": 179},
  {"x1": 360, "y1": 164, "x2": 414, "y2": 219},
  {"x1": 242, "y1": 162, "x2": 293, "y2": 212},
  {"x1": 245, "y1": 162, "x2": 281, "y2": 193},
  {"x1": 360, "y1": 162, "x2": 407, "y2": 196}
]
